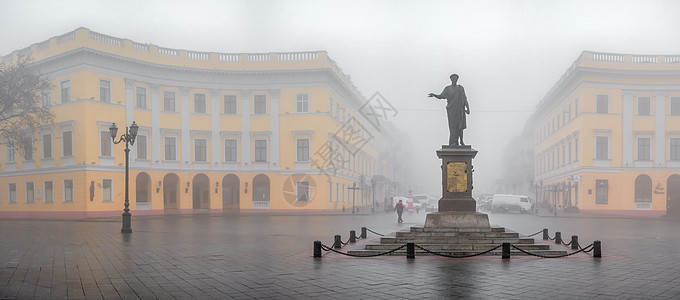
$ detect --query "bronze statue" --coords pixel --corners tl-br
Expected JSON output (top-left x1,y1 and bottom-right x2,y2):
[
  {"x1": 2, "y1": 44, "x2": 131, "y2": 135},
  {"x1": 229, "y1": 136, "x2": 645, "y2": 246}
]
[{"x1": 428, "y1": 74, "x2": 470, "y2": 146}]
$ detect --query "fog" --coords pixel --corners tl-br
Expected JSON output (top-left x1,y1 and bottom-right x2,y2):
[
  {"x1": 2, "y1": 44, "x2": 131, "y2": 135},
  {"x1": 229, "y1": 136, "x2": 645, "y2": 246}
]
[{"x1": 2, "y1": 0, "x2": 680, "y2": 195}]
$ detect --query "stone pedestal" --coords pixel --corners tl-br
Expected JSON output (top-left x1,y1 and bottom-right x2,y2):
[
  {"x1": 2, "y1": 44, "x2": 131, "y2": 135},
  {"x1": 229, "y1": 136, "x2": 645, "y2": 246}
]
[{"x1": 425, "y1": 145, "x2": 490, "y2": 228}]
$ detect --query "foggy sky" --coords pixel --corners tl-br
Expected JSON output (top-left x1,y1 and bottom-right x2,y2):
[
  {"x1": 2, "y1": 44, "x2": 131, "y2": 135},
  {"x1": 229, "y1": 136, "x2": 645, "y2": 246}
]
[{"x1": 2, "y1": 0, "x2": 680, "y2": 195}]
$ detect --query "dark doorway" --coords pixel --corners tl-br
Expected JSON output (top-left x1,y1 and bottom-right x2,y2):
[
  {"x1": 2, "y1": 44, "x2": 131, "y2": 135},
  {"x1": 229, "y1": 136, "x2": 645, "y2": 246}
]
[
  {"x1": 667, "y1": 174, "x2": 680, "y2": 215},
  {"x1": 222, "y1": 174, "x2": 240, "y2": 211},
  {"x1": 192, "y1": 174, "x2": 211, "y2": 210},
  {"x1": 163, "y1": 173, "x2": 180, "y2": 213},
  {"x1": 135, "y1": 172, "x2": 151, "y2": 210},
  {"x1": 252, "y1": 174, "x2": 270, "y2": 209}
]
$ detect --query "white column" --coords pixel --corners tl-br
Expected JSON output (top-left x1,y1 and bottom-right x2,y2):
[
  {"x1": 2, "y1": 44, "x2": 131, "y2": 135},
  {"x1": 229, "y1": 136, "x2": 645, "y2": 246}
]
[
  {"x1": 180, "y1": 87, "x2": 191, "y2": 167},
  {"x1": 125, "y1": 79, "x2": 135, "y2": 163},
  {"x1": 655, "y1": 91, "x2": 666, "y2": 167},
  {"x1": 240, "y1": 90, "x2": 251, "y2": 168},
  {"x1": 269, "y1": 89, "x2": 280, "y2": 169},
  {"x1": 211, "y1": 89, "x2": 221, "y2": 168},
  {"x1": 622, "y1": 90, "x2": 634, "y2": 167},
  {"x1": 150, "y1": 84, "x2": 161, "y2": 166}
]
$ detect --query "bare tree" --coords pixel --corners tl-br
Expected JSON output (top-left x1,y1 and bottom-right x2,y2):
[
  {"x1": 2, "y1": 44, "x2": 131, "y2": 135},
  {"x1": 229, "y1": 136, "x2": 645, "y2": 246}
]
[{"x1": 0, "y1": 56, "x2": 54, "y2": 159}]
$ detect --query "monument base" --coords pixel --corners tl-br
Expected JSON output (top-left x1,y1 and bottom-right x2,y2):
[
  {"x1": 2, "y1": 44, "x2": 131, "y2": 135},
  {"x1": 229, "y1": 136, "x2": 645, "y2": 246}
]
[{"x1": 424, "y1": 212, "x2": 490, "y2": 228}]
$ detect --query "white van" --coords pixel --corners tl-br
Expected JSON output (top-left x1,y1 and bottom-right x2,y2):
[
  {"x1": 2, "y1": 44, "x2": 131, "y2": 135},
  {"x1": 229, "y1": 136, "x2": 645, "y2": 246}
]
[{"x1": 491, "y1": 194, "x2": 533, "y2": 213}]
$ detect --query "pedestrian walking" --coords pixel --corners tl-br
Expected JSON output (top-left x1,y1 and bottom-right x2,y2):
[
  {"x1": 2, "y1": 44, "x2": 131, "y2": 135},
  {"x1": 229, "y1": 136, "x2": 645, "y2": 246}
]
[{"x1": 394, "y1": 200, "x2": 405, "y2": 223}]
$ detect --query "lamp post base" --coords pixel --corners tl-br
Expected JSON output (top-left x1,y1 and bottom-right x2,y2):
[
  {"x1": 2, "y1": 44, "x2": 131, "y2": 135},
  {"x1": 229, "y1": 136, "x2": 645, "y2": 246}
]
[{"x1": 121, "y1": 212, "x2": 132, "y2": 233}]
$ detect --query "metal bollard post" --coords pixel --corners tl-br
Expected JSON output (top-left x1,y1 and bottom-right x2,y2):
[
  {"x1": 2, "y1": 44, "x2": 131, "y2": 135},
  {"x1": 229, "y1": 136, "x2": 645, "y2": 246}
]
[
  {"x1": 334, "y1": 235, "x2": 342, "y2": 249},
  {"x1": 502, "y1": 242, "x2": 510, "y2": 259},
  {"x1": 593, "y1": 240, "x2": 602, "y2": 258},
  {"x1": 542, "y1": 228, "x2": 549, "y2": 240},
  {"x1": 349, "y1": 230, "x2": 357, "y2": 243},
  {"x1": 361, "y1": 227, "x2": 367, "y2": 239},
  {"x1": 555, "y1": 232, "x2": 562, "y2": 244},
  {"x1": 571, "y1": 235, "x2": 579, "y2": 250},
  {"x1": 406, "y1": 242, "x2": 415, "y2": 259},
  {"x1": 313, "y1": 241, "x2": 322, "y2": 258}
]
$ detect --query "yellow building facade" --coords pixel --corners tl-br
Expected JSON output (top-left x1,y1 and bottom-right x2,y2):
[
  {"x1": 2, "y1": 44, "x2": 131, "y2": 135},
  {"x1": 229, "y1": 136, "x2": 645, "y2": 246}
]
[
  {"x1": 0, "y1": 28, "x2": 404, "y2": 218},
  {"x1": 532, "y1": 51, "x2": 680, "y2": 217}
]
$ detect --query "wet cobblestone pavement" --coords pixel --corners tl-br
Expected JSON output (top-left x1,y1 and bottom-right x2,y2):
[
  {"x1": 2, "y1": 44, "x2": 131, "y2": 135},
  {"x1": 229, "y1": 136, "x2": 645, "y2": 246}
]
[{"x1": 2, "y1": 211, "x2": 680, "y2": 299}]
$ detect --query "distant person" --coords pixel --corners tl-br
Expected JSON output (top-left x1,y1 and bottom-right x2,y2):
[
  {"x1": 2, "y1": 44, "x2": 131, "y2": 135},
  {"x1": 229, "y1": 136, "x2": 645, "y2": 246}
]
[
  {"x1": 428, "y1": 73, "x2": 470, "y2": 146},
  {"x1": 394, "y1": 200, "x2": 405, "y2": 223}
]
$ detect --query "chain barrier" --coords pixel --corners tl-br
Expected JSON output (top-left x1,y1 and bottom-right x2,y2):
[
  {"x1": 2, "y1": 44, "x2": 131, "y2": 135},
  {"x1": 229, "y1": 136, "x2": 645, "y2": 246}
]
[
  {"x1": 510, "y1": 243, "x2": 594, "y2": 258},
  {"x1": 365, "y1": 228, "x2": 385, "y2": 236},
  {"x1": 561, "y1": 240, "x2": 572, "y2": 246},
  {"x1": 414, "y1": 244, "x2": 502, "y2": 258},
  {"x1": 340, "y1": 237, "x2": 352, "y2": 246},
  {"x1": 320, "y1": 243, "x2": 407, "y2": 257},
  {"x1": 526, "y1": 230, "x2": 544, "y2": 237}
]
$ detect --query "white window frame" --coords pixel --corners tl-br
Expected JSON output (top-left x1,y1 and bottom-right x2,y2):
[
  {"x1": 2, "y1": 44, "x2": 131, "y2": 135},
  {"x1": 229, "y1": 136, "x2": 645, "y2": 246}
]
[
  {"x1": 63, "y1": 179, "x2": 74, "y2": 203},
  {"x1": 102, "y1": 178, "x2": 113, "y2": 202},
  {"x1": 194, "y1": 93, "x2": 207, "y2": 113},
  {"x1": 60, "y1": 79, "x2": 71, "y2": 103},
  {"x1": 136, "y1": 86, "x2": 147, "y2": 109},
  {"x1": 26, "y1": 182, "x2": 34, "y2": 203},
  {"x1": 194, "y1": 138, "x2": 208, "y2": 162},
  {"x1": 670, "y1": 137, "x2": 680, "y2": 161},
  {"x1": 44, "y1": 181, "x2": 53, "y2": 203},
  {"x1": 671, "y1": 97, "x2": 680, "y2": 116},
  {"x1": 594, "y1": 135, "x2": 610, "y2": 160},
  {"x1": 99, "y1": 79, "x2": 111, "y2": 103},
  {"x1": 636, "y1": 137, "x2": 652, "y2": 161},
  {"x1": 8, "y1": 183, "x2": 16, "y2": 204},
  {"x1": 62, "y1": 130, "x2": 73, "y2": 157},
  {"x1": 6, "y1": 139, "x2": 15, "y2": 163},
  {"x1": 637, "y1": 96, "x2": 651, "y2": 116},
  {"x1": 163, "y1": 90, "x2": 176, "y2": 112},
  {"x1": 296, "y1": 138, "x2": 310, "y2": 162},
  {"x1": 253, "y1": 95, "x2": 267, "y2": 115},
  {"x1": 100, "y1": 131, "x2": 112, "y2": 157},
  {"x1": 254, "y1": 139, "x2": 267, "y2": 162},
  {"x1": 23, "y1": 136, "x2": 33, "y2": 161},
  {"x1": 42, "y1": 133, "x2": 52, "y2": 159},
  {"x1": 164, "y1": 136, "x2": 177, "y2": 161},
  {"x1": 224, "y1": 139, "x2": 238, "y2": 162},
  {"x1": 296, "y1": 93, "x2": 310, "y2": 113},
  {"x1": 223, "y1": 94, "x2": 238, "y2": 114},
  {"x1": 136, "y1": 135, "x2": 147, "y2": 160}
]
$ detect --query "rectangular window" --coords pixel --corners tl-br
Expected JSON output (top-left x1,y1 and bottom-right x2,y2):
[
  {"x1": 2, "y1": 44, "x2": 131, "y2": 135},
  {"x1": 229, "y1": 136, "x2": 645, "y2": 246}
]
[
  {"x1": 596, "y1": 95, "x2": 609, "y2": 114},
  {"x1": 596, "y1": 180, "x2": 608, "y2": 204},
  {"x1": 163, "y1": 91, "x2": 176, "y2": 112},
  {"x1": 102, "y1": 179, "x2": 112, "y2": 202},
  {"x1": 637, "y1": 137, "x2": 651, "y2": 160},
  {"x1": 595, "y1": 136, "x2": 608, "y2": 160},
  {"x1": 335, "y1": 183, "x2": 339, "y2": 202},
  {"x1": 638, "y1": 97, "x2": 651, "y2": 116},
  {"x1": 6, "y1": 140, "x2": 15, "y2": 163},
  {"x1": 254, "y1": 140, "x2": 267, "y2": 162},
  {"x1": 194, "y1": 139, "x2": 207, "y2": 162},
  {"x1": 562, "y1": 144, "x2": 566, "y2": 166},
  {"x1": 23, "y1": 137, "x2": 33, "y2": 161},
  {"x1": 342, "y1": 184, "x2": 345, "y2": 203},
  {"x1": 254, "y1": 95, "x2": 267, "y2": 114},
  {"x1": 296, "y1": 93, "x2": 309, "y2": 113},
  {"x1": 100, "y1": 131, "x2": 111, "y2": 157},
  {"x1": 225, "y1": 139, "x2": 237, "y2": 162},
  {"x1": 164, "y1": 137, "x2": 176, "y2": 161},
  {"x1": 63, "y1": 179, "x2": 73, "y2": 202},
  {"x1": 136, "y1": 87, "x2": 147, "y2": 109},
  {"x1": 41, "y1": 91, "x2": 51, "y2": 107},
  {"x1": 9, "y1": 183, "x2": 16, "y2": 203},
  {"x1": 99, "y1": 79, "x2": 111, "y2": 103},
  {"x1": 194, "y1": 94, "x2": 206, "y2": 113},
  {"x1": 42, "y1": 134, "x2": 52, "y2": 159},
  {"x1": 60, "y1": 80, "x2": 71, "y2": 103},
  {"x1": 297, "y1": 139, "x2": 310, "y2": 162},
  {"x1": 575, "y1": 99, "x2": 579, "y2": 116},
  {"x1": 568, "y1": 141, "x2": 572, "y2": 163},
  {"x1": 62, "y1": 131, "x2": 73, "y2": 156},
  {"x1": 329, "y1": 181, "x2": 333, "y2": 202},
  {"x1": 329, "y1": 98, "x2": 334, "y2": 117},
  {"x1": 223, "y1": 95, "x2": 237, "y2": 114},
  {"x1": 671, "y1": 97, "x2": 680, "y2": 116},
  {"x1": 575, "y1": 138, "x2": 579, "y2": 161},
  {"x1": 671, "y1": 138, "x2": 680, "y2": 161},
  {"x1": 296, "y1": 181, "x2": 310, "y2": 202},
  {"x1": 44, "y1": 181, "x2": 53, "y2": 203},
  {"x1": 26, "y1": 182, "x2": 34, "y2": 203},
  {"x1": 136, "y1": 135, "x2": 147, "y2": 160}
]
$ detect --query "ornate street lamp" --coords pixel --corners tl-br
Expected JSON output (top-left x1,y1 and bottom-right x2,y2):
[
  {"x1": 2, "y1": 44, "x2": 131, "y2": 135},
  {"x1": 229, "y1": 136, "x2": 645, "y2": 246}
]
[{"x1": 110, "y1": 121, "x2": 139, "y2": 233}]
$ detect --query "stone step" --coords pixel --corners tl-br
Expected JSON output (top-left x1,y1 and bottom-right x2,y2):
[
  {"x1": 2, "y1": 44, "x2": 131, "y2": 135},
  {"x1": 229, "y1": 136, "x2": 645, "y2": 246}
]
[
  {"x1": 380, "y1": 237, "x2": 535, "y2": 244},
  {"x1": 395, "y1": 231, "x2": 520, "y2": 238},
  {"x1": 408, "y1": 226, "x2": 506, "y2": 233},
  {"x1": 365, "y1": 243, "x2": 551, "y2": 251},
  {"x1": 345, "y1": 249, "x2": 568, "y2": 257}
]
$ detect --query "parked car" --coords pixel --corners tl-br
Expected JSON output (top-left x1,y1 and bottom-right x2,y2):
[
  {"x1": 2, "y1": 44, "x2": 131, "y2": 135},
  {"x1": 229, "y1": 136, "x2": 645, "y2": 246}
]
[
  {"x1": 491, "y1": 194, "x2": 533, "y2": 213},
  {"x1": 476, "y1": 198, "x2": 493, "y2": 212}
]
